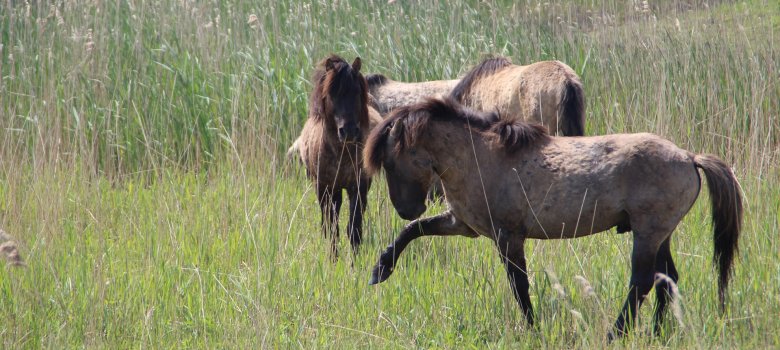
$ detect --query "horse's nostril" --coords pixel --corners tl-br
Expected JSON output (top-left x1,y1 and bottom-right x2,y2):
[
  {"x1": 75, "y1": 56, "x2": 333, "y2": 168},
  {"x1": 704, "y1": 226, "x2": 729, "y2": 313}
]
[{"x1": 338, "y1": 125, "x2": 359, "y2": 141}]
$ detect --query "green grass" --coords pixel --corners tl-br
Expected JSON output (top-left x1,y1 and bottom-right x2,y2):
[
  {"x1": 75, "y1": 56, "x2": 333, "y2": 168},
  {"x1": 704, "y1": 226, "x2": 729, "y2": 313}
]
[{"x1": 0, "y1": 0, "x2": 778, "y2": 348}]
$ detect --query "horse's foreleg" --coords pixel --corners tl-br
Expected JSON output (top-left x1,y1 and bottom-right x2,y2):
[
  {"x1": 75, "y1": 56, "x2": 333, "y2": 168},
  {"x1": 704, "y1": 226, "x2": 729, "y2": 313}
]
[
  {"x1": 369, "y1": 211, "x2": 475, "y2": 285},
  {"x1": 653, "y1": 237, "x2": 679, "y2": 335},
  {"x1": 610, "y1": 236, "x2": 662, "y2": 341},
  {"x1": 318, "y1": 186, "x2": 342, "y2": 260},
  {"x1": 346, "y1": 178, "x2": 370, "y2": 254},
  {"x1": 496, "y1": 233, "x2": 534, "y2": 326}
]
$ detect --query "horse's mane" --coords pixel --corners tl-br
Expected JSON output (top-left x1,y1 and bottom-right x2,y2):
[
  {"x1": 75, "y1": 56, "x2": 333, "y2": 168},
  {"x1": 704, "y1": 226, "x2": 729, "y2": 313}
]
[
  {"x1": 365, "y1": 73, "x2": 388, "y2": 88},
  {"x1": 309, "y1": 55, "x2": 369, "y2": 128},
  {"x1": 450, "y1": 56, "x2": 513, "y2": 102},
  {"x1": 364, "y1": 97, "x2": 549, "y2": 175}
]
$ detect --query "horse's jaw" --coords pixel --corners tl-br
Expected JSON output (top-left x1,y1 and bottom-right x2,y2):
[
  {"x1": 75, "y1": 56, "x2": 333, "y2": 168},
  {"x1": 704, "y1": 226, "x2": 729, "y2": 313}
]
[{"x1": 397, "y1": 203, "x2": 426, "y2": 221}]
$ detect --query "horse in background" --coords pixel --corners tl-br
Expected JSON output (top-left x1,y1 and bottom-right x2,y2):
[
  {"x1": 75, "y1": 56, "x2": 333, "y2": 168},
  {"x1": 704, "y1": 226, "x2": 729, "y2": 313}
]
[
  {"x1": 289, "y1": 56, "x2": 585, "y2": 162},
  {"x1": 451, "y1": 56, "x2": 585, "y2": 136},
  {"x1": 365, "y1": 73, "x2": 459, "y2": 116},
  {"x1": 288, "y1": 73, "x2": 455, "y2": 162},
  {"x1": 294, "y1": 55, "x2": 382, "y2": 258},
  {"x1": 364, "y1": 97, "x2": 742, "y2": 340}
]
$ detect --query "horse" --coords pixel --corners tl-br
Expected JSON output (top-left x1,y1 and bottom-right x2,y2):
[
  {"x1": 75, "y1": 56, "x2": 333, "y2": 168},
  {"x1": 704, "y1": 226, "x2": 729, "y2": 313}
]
[
  {"x1": 365, "y1": 73, "x2": 459, "y2": 116},
  {"x1": 450, "y1": 56, "x2": 585, "y2": 137},
  {"x1": 363, "y1": 97, "x2": 742, "y2": 339},
  {"x1": 287, "y1": 73, "x2": 457, "y2": 161},
  {"x1": 294, "y1": 55, "x2": 382, "y2": 258},
  {"x1": 288, "y1": 56, "x2": 585, "y2": 162}
]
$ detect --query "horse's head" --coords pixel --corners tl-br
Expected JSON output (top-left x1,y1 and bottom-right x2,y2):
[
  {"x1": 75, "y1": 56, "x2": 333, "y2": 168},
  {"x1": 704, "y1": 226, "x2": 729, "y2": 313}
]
[
  {"x1": 364, "y1": 109, "x2": 437, "y2": 220},
  {"x1": 312, "y1": 55, "x2": 369, "y2": 143},
  {"x1": 365, "y1": 97, "x2": 550, "y2": 221}
]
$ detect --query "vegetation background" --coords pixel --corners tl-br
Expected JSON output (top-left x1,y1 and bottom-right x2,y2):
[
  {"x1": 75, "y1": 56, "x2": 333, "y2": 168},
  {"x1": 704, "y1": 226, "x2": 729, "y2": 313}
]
[{"x1": 0, "y1": 0, "x2": 778, "y2": 348}]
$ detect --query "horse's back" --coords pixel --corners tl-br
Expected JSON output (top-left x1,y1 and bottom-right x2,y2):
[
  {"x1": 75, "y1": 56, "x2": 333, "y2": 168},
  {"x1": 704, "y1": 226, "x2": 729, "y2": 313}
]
[
  {"x1": 497, "y1": 133, "x2": 699, "y2": 238},
  {"x1": 465, "y1": 61, "x2": 583, "y2": 134},
  {"x1": 371, "y1": 79, "x2": 459, "y2": 115}
]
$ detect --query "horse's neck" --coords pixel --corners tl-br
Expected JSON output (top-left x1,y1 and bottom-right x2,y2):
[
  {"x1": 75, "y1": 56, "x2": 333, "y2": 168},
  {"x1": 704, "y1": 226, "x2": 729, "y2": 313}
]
[{"x1": 425, "y1": 121, "x2": 491, "y2": 184}]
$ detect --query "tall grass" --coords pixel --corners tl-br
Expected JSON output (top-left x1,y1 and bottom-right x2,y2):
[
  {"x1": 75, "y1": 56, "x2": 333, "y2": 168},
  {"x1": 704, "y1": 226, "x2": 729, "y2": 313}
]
[{"x1": 0, "y1": 0, "x2": 778, "y2": 348}]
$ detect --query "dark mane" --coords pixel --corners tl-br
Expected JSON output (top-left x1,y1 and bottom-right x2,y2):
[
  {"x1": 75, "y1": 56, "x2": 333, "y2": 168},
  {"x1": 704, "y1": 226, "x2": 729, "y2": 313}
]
[
  {"x1": 366, "y1": 73, "x2": 388, "y2": 88},
  {"x1": 309, "y1": 55, "x2": 369, "y2": 129},
  {"x1": 450, "y1": 56, "x2": 513, "y2": 102},
  {"x1": 364, "y1": 97, "x2": 548, "y2": 174},
  {"x1": 488, "y1": 121, "x2": 550, "y2": 153}
]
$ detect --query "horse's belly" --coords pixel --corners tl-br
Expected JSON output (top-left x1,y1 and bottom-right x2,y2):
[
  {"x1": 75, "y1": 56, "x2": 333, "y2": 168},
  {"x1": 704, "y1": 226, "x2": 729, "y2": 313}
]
[{"x1": 525, "y1": 207, "x2": 626, "y2": 240}]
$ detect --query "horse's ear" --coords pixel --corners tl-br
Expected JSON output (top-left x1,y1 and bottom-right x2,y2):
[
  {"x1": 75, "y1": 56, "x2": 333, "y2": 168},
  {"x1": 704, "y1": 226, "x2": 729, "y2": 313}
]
[
  {"x1": 352, "y1": 57, "x2": 362, "y2": 72},
  {"x1": 488, "y1": 110, "x2": 500, "y2": 123},
  {"x1": 325, "y1": 57, "x2": 338, "y2": 71},
  {"x1": 389, "y1": 120, "x2": 403, "y2": 138}
]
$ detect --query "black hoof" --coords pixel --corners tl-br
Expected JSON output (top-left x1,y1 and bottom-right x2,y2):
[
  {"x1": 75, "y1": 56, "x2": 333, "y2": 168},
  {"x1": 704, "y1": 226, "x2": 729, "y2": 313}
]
[
  {"x1": 607, "y1": 330, "x2": 616, "y2": 344},
  {"x1": 368, "y1": 262, "x2": 394, "y2": 285},
  {"x1": 607, "y1": 329, "x2": 626, "y2": 344}
]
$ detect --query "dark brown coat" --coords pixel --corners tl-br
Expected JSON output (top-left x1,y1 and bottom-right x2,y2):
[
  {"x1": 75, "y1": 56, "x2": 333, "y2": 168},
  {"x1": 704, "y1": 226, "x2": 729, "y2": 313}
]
[{"x1": 294, "y1": 55, "x2": 382, "y2": 258}]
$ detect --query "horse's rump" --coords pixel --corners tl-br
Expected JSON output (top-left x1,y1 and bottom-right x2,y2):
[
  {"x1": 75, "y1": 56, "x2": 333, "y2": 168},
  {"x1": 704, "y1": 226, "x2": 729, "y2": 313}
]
[{"x1": 451, "y1": 58, "x2": 586, "y2": 136}]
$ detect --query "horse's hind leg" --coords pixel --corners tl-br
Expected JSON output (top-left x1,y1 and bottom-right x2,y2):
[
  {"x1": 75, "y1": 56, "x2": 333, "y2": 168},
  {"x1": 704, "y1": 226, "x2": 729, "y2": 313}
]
[
  {"x1": 318, "y1": 186, "x2": 342, "y2": 260},
  {"x1": 346, "y1": 178, "x2": 370, "y2": 254},
  {"x1": 496, "y1": 233, "x2": 534, "y2": 326},
  {"x1": 653, "y1": 237, "x2": 679, "y2": 335},
  {"x1": 610, "y1": 233, "x2": 665, "y2": 341}
]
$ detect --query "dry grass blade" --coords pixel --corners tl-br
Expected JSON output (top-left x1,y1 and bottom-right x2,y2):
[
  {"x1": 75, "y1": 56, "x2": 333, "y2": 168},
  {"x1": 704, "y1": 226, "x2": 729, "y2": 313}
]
[
  {"x1": 0, "y1": 229, "x2": 25, "y2": 267},
  {"x1": 574, "y1": 275, "x2": 596, "y2": 298}
]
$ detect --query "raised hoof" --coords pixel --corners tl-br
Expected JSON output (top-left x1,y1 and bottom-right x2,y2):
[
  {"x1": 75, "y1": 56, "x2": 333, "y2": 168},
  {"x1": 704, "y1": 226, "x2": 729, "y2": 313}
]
[{"x1": 368, "y1": 263, "x2": 394, "y2": 285}]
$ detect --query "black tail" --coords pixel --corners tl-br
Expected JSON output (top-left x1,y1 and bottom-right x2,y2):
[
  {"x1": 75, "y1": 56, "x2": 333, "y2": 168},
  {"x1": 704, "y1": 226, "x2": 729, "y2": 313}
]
[
  {"x1": 694, "y1": 154, "x2": 743, "y2": 311},
  {"x1": 558, "y1": 78, "x2": 585, "y2": 136}
]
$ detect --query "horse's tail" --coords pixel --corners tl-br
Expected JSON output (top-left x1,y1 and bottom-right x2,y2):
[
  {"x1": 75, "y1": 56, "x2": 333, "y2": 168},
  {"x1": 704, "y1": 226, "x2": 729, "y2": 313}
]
[
  {"x1": 558, "y1": 77, "x2": 585, "y2": 136},
  {"x1": 694, "y1": 154, "x2": 743, "y2": 311},
  {"x1": 286, "y1": 136, "x2": 303, "y2": 165}
]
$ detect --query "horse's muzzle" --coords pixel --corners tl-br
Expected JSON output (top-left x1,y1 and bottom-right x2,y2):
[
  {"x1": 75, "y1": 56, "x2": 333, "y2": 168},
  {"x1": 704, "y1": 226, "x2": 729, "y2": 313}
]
[{"x1": 338, "y1": 124, "x2": 361, "y2": 143}]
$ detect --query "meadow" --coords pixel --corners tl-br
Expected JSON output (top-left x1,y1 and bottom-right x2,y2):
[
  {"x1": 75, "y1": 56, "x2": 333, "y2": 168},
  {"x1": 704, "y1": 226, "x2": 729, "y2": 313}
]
[{"x1": 0, "y1": 0, "x2": 778, "y2": 348}]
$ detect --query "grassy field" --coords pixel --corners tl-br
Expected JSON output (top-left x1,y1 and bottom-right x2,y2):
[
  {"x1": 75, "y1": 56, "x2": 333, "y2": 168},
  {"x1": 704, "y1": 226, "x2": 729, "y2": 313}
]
[{"x1": 0, "y1": 0, "x2": 778, "y2": 348}]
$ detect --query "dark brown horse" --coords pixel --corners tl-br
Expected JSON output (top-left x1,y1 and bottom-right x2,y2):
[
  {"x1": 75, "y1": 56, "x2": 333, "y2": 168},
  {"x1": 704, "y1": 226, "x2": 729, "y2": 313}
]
[
  {"x1": 293, "y1": 55, "x2": 382, "y2": 258},
  {"x1": 364, "y1": 98, "x2": 742, "y2": 339}
]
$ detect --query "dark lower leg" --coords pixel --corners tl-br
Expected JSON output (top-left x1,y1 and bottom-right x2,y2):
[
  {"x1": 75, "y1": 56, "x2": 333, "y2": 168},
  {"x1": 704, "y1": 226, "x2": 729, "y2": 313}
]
[
  {"x1": 611, "y1": 243, "x2": 659, "y2": 339},
  {"x1": 346, "y1": 179, "x2": 370, "y2": 253},
  {"x1": 497, "y1": 234, "x2": 534, "y2": 326},
  {"x1": 653, "y1": 238, "x2": 679, "y2": 334},
  {"x1": 318, "y1": 187, "x2": 342, "y2": 259},
  {"x1": 369, "y1": 211, "x2": 475, "y2": 284}
]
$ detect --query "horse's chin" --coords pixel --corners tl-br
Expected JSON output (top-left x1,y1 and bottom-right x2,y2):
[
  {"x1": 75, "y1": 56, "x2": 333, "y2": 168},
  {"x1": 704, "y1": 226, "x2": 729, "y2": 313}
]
[
  {"x1": 338, "y1": 136, "x2": 361, "y2": 145},
  {"x1": 397, "y1": 203, "x2": 426, "y2": 221}
]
